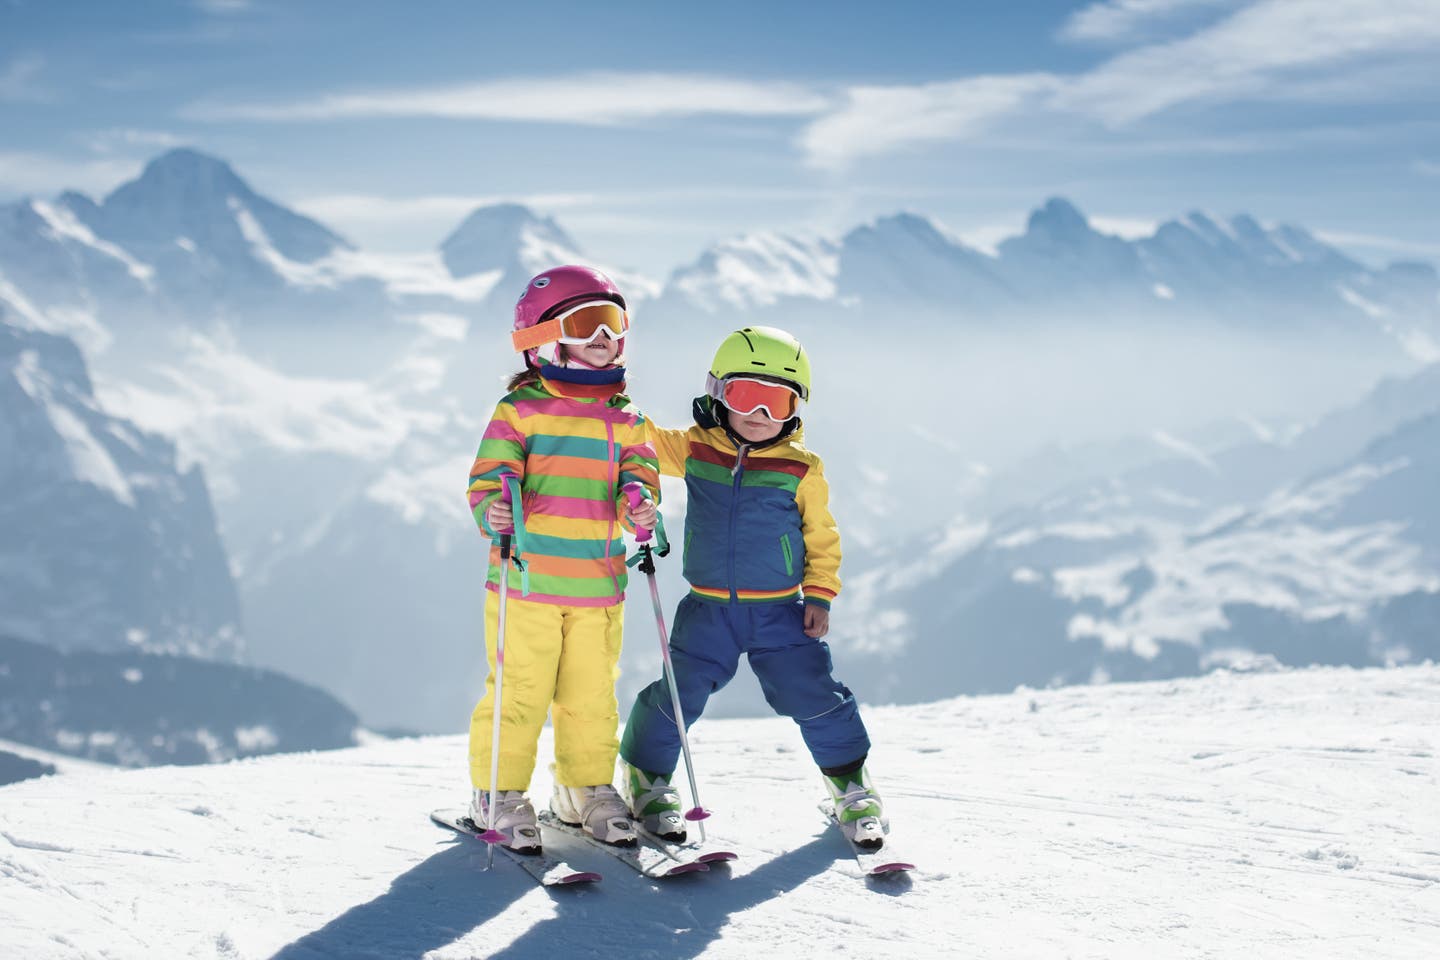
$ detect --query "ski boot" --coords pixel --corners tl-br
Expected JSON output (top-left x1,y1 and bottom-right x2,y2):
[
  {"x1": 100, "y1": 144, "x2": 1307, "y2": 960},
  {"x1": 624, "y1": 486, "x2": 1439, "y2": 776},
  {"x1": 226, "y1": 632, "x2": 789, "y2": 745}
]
[
  {"x1": 621, "y1": 761, "x2": 687, "y2": 842},
  {"x1": 823, "y1": 765, "x2": 887, "y2": 849},
  {"x1": 550, "y1": 782, "x2": 638, "y2": 846},
  {"x1": 470, "y1": 788, "x2": 542, "y2": 853}
]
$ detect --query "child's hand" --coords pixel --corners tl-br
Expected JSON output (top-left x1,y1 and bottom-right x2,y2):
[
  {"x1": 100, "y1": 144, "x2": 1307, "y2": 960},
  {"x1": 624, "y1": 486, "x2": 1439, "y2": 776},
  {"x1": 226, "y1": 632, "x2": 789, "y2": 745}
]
[
  {"x1": 803, "y1": 604, "x2": 830, "y2": 639},
  {"x1": 487, "y1": 500, "x2": 514, "y2": 531},
  {"x1": 626, "y1": 499, "x2": 658, "y2": 531}
]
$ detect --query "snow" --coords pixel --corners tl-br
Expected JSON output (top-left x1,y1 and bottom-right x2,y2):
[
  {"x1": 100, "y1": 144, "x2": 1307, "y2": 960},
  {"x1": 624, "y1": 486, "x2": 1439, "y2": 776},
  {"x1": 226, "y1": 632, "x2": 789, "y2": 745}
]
[
  {"x1": 0, "y1": 665, "x2": 1435, "y2": 958},
  {"x1": 670, "y1": 232, "x2": 839, "y2": 310},
  {"x1": 29, "y1": 200, "x2": 156, "y2": 289}
]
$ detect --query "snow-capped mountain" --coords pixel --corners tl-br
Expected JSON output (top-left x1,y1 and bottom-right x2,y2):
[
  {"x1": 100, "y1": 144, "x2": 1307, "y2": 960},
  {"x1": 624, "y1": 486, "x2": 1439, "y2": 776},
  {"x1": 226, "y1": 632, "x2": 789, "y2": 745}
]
[
  {"x1": 660, "y1": 197, "x2": 1440, "y2": 356},
  {"x1": 0, "y1": 311, "x2": 242, "y2": 659},
  {"x1": 441, "y1": 202, "x2": 580, "y2": 282},
  {"x1": 829, "y1": 361, "x2": 1440, "y2": 704},
  {"x1": 663, "y1": 231, "x2": 839, "y2": 313},
  {"x1": 5, "y1": 145, "x2": 1440, "y2": 735},
  {"x1": 1, "y1": 664, "x2": 1434, "y2": 959}
]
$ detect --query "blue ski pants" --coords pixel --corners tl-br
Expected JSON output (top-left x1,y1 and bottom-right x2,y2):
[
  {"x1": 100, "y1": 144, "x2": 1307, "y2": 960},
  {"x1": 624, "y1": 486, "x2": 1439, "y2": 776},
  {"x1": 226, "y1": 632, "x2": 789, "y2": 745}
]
[{"x1": 620, "y1": 595, "x2": 870, "y2": 775}]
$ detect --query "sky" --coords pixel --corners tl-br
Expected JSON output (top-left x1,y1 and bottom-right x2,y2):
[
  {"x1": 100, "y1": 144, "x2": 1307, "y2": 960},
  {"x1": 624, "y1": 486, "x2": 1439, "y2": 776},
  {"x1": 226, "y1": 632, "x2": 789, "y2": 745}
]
[{"x1": 3, "y1": 0, "x2": 1439, "y2": 277}]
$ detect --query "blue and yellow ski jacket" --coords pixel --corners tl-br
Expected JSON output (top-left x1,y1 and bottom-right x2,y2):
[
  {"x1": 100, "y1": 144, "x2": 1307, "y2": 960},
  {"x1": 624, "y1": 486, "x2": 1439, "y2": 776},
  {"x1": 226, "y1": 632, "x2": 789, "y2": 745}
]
[{"x1": 648, "y1": 397, "x2": 840, "y2": 608}]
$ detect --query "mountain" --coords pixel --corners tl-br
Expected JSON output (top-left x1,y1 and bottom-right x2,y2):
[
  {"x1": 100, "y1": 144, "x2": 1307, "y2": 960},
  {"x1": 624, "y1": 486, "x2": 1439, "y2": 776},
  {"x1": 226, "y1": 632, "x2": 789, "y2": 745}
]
[
  {"x1": 0, "y1": 664, "x2": 1434, "y2": 958},
  {"x1": 0, "y1": 635, "x2": 360, "y2": 767},
  {"x1": 0, "y1": 750, "x2": 53, "y2": 788},
  {"x1": 0, "y1": 150, "x2": 405, "y2": 372},
  {"x1": 664, "y1": 231, "x2": 838, "y2": 313},
  {"x1": 834, "y1": 212, "x2": 1015, "y2": 314},
  {"x1": 6, "y1": 146, "x2": 1440, "y2": 733},
  {"x1": 0, "y1": 311, "x2": 243, "y2": 659},
  {"x1": 441, "y1": 202, "x2": 661, "y2": 376},
  {"x1": 661, "y1": 197, "x2": 1440, "y2": 356},
  {"x1": 829, "y1": 363, "x2": 1440, "y2": 704},
  {"x1": 441, "y1": 203, "x2": 581, "y2": 281}
]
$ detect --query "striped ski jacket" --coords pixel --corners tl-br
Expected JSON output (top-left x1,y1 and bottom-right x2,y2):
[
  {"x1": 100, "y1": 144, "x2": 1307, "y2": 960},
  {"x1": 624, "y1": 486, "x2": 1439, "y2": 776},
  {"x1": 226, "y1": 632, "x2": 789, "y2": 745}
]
[
  {"x1": 649, "y1": 398, "x2": 841, "y2": 609},
  {"x1": 467, "y1": 374, "x2": 660, "y2": 606}
]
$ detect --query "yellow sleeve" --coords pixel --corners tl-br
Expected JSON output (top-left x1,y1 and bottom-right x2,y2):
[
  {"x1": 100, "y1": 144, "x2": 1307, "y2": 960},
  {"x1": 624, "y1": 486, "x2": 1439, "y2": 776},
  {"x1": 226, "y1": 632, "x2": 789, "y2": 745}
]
[
  {"x1": 795, "y1": 457, "x2": 841, "y2": 608},
  {"x1": 614, "y1": 410, "x2": 663, "y2": 533},
  {"x1": 646, "y1": 421, "x2": 691, "y2": 478}
]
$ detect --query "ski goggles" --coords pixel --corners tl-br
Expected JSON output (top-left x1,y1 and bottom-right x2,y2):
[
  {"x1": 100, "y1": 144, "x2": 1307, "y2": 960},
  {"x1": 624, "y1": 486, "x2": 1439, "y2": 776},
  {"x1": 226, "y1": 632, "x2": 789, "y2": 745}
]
[
  {"x1": 708, "y1": 375, "x2": 804, "y2": 420},
  {"x1": 512, "y1": 300, "x2": 629, "y2": 353}
]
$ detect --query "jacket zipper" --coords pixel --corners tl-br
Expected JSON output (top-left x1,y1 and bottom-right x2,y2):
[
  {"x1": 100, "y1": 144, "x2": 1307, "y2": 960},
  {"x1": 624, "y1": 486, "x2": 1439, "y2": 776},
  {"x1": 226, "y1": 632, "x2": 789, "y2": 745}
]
[
  {"x1": 728, "y1": 442, "x2": 747, "y2": 602},
  {"x1": 605, "y1": 412, "x2": 621, "y2": 602}
]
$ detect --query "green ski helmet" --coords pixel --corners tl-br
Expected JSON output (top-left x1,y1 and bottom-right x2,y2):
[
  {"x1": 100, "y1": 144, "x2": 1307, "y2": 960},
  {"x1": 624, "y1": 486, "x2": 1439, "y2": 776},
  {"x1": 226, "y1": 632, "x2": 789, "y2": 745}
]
[{"x1": 707, "y1": 326, "x2": 812, "y2": 400}]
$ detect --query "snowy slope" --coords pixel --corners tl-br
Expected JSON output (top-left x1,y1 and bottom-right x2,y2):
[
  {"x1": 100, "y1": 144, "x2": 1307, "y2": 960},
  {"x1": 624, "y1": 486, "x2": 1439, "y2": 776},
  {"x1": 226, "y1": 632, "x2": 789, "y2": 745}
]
[{"x1": 1, "y1": 665, "x2": 1436, "y2": 959}]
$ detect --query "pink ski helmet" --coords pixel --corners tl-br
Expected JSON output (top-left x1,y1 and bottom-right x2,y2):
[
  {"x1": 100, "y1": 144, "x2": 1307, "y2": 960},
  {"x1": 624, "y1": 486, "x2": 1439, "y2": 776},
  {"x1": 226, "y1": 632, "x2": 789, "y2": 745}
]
[{"x1": 511, "y1": 264, "x2": 628, "y2": 368}]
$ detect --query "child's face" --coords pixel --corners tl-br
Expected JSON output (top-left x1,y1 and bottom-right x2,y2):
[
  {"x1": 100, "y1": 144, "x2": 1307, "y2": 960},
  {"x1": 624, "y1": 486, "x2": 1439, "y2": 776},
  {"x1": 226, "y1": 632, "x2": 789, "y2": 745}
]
[
  {"x1": 562, "y1": 331, "x2": 621, "y2": 368},
  {"x1": 729, "y1": 408, "x2": 785, "y2": 444}
]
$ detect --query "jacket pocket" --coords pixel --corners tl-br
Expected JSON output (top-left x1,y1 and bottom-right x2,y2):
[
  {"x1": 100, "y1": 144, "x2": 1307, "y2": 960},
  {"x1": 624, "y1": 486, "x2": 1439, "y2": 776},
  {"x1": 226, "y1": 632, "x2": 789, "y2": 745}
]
[{"x1": 779, "y1": 533, "x2": 794, "y2": 576}]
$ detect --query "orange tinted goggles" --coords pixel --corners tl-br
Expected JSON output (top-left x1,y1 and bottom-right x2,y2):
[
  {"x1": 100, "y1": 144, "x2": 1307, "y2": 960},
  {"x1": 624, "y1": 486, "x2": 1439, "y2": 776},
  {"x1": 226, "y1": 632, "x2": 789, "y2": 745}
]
[
  {"x1": 716, "y1": 376, "x2": 802, "y2": 420},
  {"x1": 511, "y1": 300, "x2": 628, "y2": 353}
]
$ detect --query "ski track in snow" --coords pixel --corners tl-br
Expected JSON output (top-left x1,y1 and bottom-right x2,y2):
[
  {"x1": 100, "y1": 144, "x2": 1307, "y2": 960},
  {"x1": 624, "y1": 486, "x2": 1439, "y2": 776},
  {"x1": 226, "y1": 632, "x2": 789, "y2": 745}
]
[{"x1": 1, "y1": 665, "x2": 1437, "y2": 959}]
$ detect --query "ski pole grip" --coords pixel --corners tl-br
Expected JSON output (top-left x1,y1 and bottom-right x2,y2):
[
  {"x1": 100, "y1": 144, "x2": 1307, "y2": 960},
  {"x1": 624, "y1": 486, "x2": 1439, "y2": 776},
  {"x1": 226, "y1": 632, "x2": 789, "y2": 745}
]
[
  {"x1": 623, "y1": 482, "x2": 653, "y2": 543},
  {"x1": 491, "y1": 471, "x2": 519, "y2": 536}
]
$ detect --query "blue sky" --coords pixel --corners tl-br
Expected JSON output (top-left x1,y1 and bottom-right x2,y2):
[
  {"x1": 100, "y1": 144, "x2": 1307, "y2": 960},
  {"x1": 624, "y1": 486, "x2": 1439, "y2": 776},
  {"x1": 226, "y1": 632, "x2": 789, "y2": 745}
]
[{"x1": 3, "y1": 0, "x2": 1438, "y2": 276}]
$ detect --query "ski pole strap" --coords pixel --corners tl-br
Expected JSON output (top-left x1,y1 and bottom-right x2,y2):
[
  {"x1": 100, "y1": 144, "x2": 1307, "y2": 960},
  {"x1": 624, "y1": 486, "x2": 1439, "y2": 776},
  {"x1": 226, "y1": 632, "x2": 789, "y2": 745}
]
[
  {"x1": 499, "y1": 472, "x2": 531, "y2": 597},
  {"x1": 622, "y1": 482, "x2": 670, "y2": 561}
]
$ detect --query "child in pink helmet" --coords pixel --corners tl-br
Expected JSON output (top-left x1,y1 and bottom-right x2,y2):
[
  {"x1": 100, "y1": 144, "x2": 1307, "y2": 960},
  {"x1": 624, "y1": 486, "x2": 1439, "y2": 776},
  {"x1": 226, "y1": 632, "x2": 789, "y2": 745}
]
[{"x1": 464, "y1": 264, "x2": 661, "y2": 850}]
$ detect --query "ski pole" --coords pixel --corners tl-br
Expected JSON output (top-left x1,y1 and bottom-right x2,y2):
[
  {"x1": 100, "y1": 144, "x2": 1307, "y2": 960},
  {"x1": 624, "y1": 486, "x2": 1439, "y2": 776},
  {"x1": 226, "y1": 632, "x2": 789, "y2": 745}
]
[
  {"x1": 480, "y1": 471, "x2": 523, "y2": 868},
  {"x1": 624, "y1": 483, "x2": 711, "y2": 841}
]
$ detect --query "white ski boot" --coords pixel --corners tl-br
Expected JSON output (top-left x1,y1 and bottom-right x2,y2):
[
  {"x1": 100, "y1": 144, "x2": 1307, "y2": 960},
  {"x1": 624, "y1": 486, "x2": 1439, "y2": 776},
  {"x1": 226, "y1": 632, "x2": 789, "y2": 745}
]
[
  {"x1": 621, "y1": 761, "x2": 687, "y2": 842},
  {"x1": 823, "y1": 765, "x2": 887, "y2": 849},
  {"x1": 551, "y1": 783, "x2": 638, "y2": 846},
  {"x1": 470, "y1": 789, "x2": 541, "y2": 853}
]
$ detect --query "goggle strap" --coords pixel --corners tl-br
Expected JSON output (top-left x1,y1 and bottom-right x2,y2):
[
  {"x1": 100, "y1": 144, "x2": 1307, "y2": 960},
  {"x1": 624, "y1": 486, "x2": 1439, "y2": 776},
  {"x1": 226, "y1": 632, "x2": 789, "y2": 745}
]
[{"x1": 512, "y1": 319, "x2": 563, "y2": 352}]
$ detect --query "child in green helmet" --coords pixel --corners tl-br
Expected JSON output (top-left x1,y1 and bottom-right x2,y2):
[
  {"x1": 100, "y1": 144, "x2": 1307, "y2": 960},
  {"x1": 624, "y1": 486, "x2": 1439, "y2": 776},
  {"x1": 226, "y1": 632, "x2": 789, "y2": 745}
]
[{"x1": 619, "y1": 326, "x2": 886, "y2": 848}]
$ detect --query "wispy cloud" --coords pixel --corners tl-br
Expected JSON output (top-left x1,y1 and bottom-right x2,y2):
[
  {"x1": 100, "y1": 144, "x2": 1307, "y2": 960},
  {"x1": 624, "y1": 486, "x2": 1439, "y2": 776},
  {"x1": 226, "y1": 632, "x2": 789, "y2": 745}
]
[
  {"x1": 800, "y1": 74, "x2": 1061, "y2": 169},
  {"x1": 1416, "y1": 159, "x2": 1440, "y2": 177},
  {"x1": 800, "y1": 0, "x2": 1440, "y2": 166},
  {"x1": 0, "y1": 151, "x2": 142, "y2": 197},
  {"x1": 0, "y1": 54, "x2": 50, "y2": 103},
  {"x1": 1315, "y1": 228, "x2": 1440, "y2": 261},
  {"x1": 185, "y1": 73, "x2": 831, "y2": 125},
  {"x1": 1055, "y1": 0, "x2": 1440, "y2": 124},
  {"x1": 83, "y1": 129, "x2": 186, "y2": 155},
  {"x1": 293, "y1": 192, "x2": 599, "y2": 227},
  {"x1": 1059, "y1": 0, "x2": 1241, "y2": 43},
  {"x1": 195, "y1": 0, "x2": 252, "y2": 12}
]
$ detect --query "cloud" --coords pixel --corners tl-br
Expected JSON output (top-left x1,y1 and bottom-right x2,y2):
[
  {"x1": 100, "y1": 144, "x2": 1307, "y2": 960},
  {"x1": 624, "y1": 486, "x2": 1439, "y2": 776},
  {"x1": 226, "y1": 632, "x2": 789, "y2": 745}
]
[
  {"x1": 1416, "y1": 159, "x2": 1440, "y2": 177},
  {"x1": 1060, "y1": 0, "x2": 1241, "y2": 43},
  {"x1": 292, "y1": 192, "x2": 599, "y2": 227},
  {"x1": 0, "y1": 152, "x2": 142, "y2": 197},
  {"x1": 799, "y1": 0, "x2": 1440, "y2": 166},
  {"x1": 1316, "y1": 229, "x2": 1440, "y2": 261},
  {"x1": 185, "y1": 73, "x2": 831, "y2": 125},
  {"x1": 83, "y1": 129, "x2": 186, "y2": 155},
  {"x1": 0, "y1": 54, "x2": 49, "y2": 103},
  {"x1": 1055, "y1": 0, "x2": 1440, "y2": 124},
  {"x1": 194, "y1": 0, "x2": 252, "y2": 13},
  {"x1": 800, "y1": 74, "x2": 1061, "y2": 170}
]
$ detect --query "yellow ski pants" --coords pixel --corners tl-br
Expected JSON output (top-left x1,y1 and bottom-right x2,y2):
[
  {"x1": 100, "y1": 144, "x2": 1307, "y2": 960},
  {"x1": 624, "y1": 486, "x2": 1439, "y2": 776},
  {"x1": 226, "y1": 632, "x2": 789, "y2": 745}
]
[{"x1": 468, "y1": 591, "x2": 624, "y2": 791}]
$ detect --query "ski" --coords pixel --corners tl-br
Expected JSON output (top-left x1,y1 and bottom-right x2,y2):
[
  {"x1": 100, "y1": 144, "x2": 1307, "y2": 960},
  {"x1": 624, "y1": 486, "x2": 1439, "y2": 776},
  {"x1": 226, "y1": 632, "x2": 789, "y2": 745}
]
[
  {"x1": 634, "y1": 824, "x2": 739, "y2": 867},
  {"x1": 536, "y1": 811, "x2": 710, "y2": 879},
  {"x1": 816, "y1": 802, "x2": 914, "y2": 877},
  {"x1": 430, "y1": 809, "x2": 602, "y2": 886}
]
